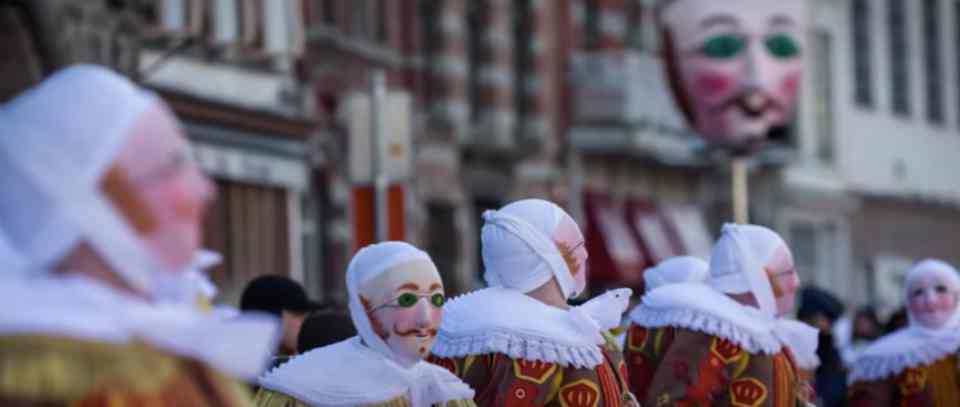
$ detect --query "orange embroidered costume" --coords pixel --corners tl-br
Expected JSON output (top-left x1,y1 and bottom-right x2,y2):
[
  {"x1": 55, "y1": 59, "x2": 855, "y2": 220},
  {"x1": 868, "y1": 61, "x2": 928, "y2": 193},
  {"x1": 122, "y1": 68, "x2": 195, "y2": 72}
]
[
  {"x1": 848, "y1": 260, "x2": 960, "y2": 407},
  {"x1": 631, "y1": 224, "x2": 818, "y2": 407},
  {"x1": 429, "y1": 199, "x2": 639, "y2": 407}
]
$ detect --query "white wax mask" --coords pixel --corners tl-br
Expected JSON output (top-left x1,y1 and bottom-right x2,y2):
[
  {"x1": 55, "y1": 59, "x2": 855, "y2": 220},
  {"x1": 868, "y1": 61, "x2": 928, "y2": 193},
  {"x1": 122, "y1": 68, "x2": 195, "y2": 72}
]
[
  {"x1": 661, "y1": 0, "x2": 806, "y2": 148},
  {"x1": 110, "y1": 105, "x2": 216, "y2": 271},
  {"x1": 907, "y1": 273, "x2": 959, "y2": 330},
  {"x1": 360, "y1": 260, "x2": 444, "y2": 366}
]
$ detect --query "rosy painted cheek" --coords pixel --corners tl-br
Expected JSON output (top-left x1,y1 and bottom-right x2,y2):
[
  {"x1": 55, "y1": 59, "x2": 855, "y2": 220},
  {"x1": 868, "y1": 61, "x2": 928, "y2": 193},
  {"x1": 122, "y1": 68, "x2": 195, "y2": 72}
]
[
  {"x1": 692, "y1": 70, "x2": 736, "y2": 100},
  {"x1": 776, "y1": 71, "x2": 802, "y2": 102}
]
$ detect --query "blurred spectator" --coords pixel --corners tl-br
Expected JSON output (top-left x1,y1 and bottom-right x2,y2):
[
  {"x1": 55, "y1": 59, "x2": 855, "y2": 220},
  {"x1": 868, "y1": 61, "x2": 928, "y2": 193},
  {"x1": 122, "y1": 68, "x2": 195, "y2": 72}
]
[
  {"x1": 797, "y1": 286, "x2": 847, "y2": 407},
  {"x1": 883, "y1": 307, "x2": 909, "y2": 335},
  {"x1": 837, "y1": 307, "x2": 882, "y2": 367},
  {"x1": 297, "y1": 309, "x2": 356, "y2": 353},
  {"x1": 240, "y1": 276, "x2": 322, "y2": 362}
]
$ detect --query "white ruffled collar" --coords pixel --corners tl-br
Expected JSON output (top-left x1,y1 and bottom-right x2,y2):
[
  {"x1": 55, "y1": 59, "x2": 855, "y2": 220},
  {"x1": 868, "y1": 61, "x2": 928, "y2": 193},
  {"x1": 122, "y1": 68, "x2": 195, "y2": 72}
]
[
  {"x1": 629, "y1": 283, "x2": 820, "y2": 369},
  {"x1": 259, "y1": 337, "x2": 474, "y2": 407},
  {"x1": 433, "y1": 287, "x2": 618, "y2": 368},
  {"x1": 848, "y1": 324, "x2": 960, "y2": 383},
  {"x1": 0, "y1": 275, "x2": 279, "y2": 380}
]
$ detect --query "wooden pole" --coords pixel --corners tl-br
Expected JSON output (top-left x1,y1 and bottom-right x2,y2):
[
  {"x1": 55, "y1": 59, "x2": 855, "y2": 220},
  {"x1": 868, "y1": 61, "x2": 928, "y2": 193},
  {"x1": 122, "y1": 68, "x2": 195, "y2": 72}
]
[{"x1": 732, "y1": 156, "x2": 749, "y2": 224}]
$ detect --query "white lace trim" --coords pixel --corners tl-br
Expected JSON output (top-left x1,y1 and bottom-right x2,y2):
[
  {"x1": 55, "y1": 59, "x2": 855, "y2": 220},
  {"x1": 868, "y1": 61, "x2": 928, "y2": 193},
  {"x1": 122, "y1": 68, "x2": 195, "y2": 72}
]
[
  {"x1": 260, "y1": 337, "x2": 474, "y2": 406},
  {"x1": 432, "y1": 288, "x2": 605, "y2": 369},
  {"x1": 630, "y1": 284, "x2": 822, "y2": 370},
  {"x1": 848, "y1": 327, "x2": 960, "y2": 383},
  {"x1": 630, "y1": 303, "x2": 783, "y2": 355}
]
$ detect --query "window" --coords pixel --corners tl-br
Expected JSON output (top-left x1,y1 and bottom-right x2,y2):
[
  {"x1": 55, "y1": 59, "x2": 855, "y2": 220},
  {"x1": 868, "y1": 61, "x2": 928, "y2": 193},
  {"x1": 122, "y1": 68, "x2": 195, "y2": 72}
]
[
  {"x1": 923, "y1": 0, "x2": 943, "y2": 124},
  {"x1": 785, "y1": 220, "x2": 843, "y2": 292},
  {"x1": 813, "y1": 31, "x2": 835, "y2": 163},
  {"x1": 888, "y1": 0, "x2": 911, "y2": 116},
  {"x1": 851, "y1": 0, "x2": 874, "y2": 107},
  {"x1": 513, "y1": 0, "x2": 533, "y2": 123},
  {"x1": 418, "y1": 0, "x2": 438, "y2": 101},
  {"x1": 625, "y1": 0, "x2": 644, "y2": 50},
  {"x1": 466, "y1": 1, "x2": 487, "y2": 124},
  {"x1": 955, "y1": 1, "x2": 960, "y2": 128},
  {"x1": 314, "y1": 0, "x2": 335, "y2": 26},
  {"x1": 374, "y1": 0, "x2": 388, "y2": 44},
  {"x1": 584, "y1": 0, "x2": 600, "y2": 48}
]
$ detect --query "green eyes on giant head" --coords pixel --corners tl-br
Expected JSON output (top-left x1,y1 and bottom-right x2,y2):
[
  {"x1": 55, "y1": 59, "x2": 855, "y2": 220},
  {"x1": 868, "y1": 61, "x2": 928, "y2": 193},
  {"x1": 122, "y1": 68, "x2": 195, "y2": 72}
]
[{"x1": 700, "y1": 33, "x2": 800, "y2": 60}]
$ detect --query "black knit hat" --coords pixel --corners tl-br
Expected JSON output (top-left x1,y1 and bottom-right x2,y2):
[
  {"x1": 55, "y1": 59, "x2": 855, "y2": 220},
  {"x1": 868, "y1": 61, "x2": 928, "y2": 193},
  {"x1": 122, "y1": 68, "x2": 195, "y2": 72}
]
[{"x1": 240, "y1": 275, "x2": 322, "y2": 316}]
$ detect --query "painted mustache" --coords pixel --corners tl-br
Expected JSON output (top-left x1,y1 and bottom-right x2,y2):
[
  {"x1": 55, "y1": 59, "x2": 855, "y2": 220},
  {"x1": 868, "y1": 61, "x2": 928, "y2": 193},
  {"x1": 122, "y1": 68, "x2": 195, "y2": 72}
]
[
  {"x1": 392, "y1": 324, "x2": 438, "y2": 338},
  {"x1": 713, "y1": 89, "x2": 784, "y2": 118}
]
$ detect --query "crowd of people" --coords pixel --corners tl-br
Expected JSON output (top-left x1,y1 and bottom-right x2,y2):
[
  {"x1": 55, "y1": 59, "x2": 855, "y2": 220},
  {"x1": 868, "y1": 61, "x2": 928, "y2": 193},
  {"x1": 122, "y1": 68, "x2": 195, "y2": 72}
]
[{"x1": 3, "y1": 65, "x2": 960, "y2": 406}]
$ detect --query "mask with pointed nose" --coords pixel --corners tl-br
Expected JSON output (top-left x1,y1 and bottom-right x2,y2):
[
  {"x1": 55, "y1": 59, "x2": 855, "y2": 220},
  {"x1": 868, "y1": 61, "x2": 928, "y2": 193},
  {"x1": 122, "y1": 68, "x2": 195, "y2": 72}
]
[{"x1": 360, "y1": 260, "x2": 445, "y2": 366}]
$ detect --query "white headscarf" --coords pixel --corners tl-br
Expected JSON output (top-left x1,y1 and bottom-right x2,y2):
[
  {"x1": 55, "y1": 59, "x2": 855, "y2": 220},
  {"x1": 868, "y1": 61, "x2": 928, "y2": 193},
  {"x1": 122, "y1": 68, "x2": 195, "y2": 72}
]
[
  {"x1": 709, "y1": 223, "x2": 781, "y2": 318},
  {"x1": 0, "y1": 65, "x2": 172, "y2": 296},
  {"x1": 644, "y1": 256, "x2": 709, "y2": 292},
  {"x1": 481, "y1": 199, "x2": 584, "y2": 299},
  {"x1": 850, "y1": 259, "x2": 960, "y2": 383},
  {"x1": 260, "y1": 242, "x2": 474, "y2": 406}
]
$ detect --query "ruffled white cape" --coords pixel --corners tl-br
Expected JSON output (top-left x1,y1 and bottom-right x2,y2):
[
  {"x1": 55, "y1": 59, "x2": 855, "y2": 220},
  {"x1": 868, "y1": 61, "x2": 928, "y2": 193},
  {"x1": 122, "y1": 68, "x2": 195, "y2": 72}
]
[
  {"x1": 432, "y1": 287, "x2": 631, "y2": 369},
  {"x1": 848, "y1": 325, "x2": 960, "y2": 383},
  {"x1": 629, "y1": 283, "x2": 820, "y2": 370},
  {"x1": 0, "y1": 275, "x2": 279, "y2": 380},
  {"x1": 258, "y1": 337, "x2": 474, "y2": 407}
]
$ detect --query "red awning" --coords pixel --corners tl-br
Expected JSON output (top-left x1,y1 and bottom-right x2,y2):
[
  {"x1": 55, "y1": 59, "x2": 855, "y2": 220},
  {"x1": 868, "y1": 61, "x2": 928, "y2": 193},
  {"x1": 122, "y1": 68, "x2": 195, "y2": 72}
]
[
  {"x1": 660, "y1": 205, "x2": 713, "y2": 260},
  {"x1": 626, "y1": 199, "x2": 681, "y2": 264},
  {"x1": 583, "y1": 191, "x2": 646, "y2": 287}
]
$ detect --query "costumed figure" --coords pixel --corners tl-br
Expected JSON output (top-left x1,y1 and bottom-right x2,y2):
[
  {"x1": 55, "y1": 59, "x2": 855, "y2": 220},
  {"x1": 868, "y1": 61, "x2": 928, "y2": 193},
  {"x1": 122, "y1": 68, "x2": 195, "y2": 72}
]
[
  {"x1": 622, "y1": 256, "x2": 708, "y2": 397},
  {"x1": 847, "y1": 259, "x2": 960, "y2": 407},
  {"x1": 631, "y1": 224, "x2": 819, "y2": 406},
  {"x1": 429, "y1": 199, "x2": 639, "y2": 407},
  {"x1": 0, "y1": 65, "x2": 278, "y2": 406},
  {"x1": 256, "y1": 241, "x2": 476, "y2": 407}
]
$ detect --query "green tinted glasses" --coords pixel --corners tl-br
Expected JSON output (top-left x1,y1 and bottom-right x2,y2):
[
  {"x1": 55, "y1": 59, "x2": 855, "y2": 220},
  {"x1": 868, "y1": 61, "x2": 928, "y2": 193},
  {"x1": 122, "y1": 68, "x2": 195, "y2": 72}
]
[{"x1": 374, "y1": 293, "x2": 446, "y2": 311}]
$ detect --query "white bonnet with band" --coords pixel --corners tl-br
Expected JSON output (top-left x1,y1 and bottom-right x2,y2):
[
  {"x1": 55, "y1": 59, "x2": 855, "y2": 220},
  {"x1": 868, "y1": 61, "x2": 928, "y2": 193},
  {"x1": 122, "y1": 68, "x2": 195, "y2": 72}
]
[
  {"x1": 346, "y1": 241, "x2": 437, "y2": 364},
  {"x1": 644, "y1": 256, "x2": 710, "y2": 292},
  {"x1": 0, "y1": 65, "x2": 170, "y2": 294},
  {"x1": 481, "y1": 199, "x2": 585, "y2": 299},
  {"x1": 709, "y1": 223, "x2": 783, "y2": 318}
]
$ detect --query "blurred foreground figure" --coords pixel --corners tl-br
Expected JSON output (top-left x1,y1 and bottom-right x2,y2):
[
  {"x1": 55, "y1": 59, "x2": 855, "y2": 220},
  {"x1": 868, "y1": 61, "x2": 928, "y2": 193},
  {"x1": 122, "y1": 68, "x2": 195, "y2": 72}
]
[
  {"x1": 0, "y1": 65, "x2": 278, "y2": 406},
  {"x1": 622, "y1": 256, "x2": 709, "y2": 396},
  {"x1": 430, "y1": 199, "x2": 639, "y2": 406},
  {"x1": 631, "y1": 224, "x2": 818, "y2": 406},
  {"x1": 255, "y1": 242, "x2": 476, "y2": 407},
  {"x1": 848, "y1": 260, "x2": 960, "y2": 406}
]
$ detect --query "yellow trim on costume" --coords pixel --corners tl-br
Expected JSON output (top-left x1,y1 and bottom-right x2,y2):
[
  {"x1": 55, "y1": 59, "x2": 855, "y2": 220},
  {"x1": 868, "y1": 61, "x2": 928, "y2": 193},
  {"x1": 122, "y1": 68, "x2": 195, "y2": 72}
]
[
  {"x1": 547, "y1": 367, "x2": 565, "y2": 403},
  {"x1": 929, "y1": 356, "x2": 960, "y2": 407},
  {"x1": 463, "y1": 355, "x2": 477, "y2": 376},
  {"x1": 709, "y1": 337, "x2": 742, "y2": 364},
  {"x1": 600, "y1": 330, "x2": 621, "y2": 353},
  {"x1": 731, "y1": 351, "x2": 751, "y2": 379},
  {"x1": 627, "y1": 326, "x2": 648, "y2": 352},
  {"x1": 654, "y1": 328, "x2": 666, "y2": 355},
  {"x1": 558, "y1": 379, "x2": 601, "y2": 407},
  {"x1": 513, "y1": 359, "x2": 558, "y2": 384},
  {"x1": 730, "y1": 378, "x2": 768, "y2": 407},
  {"x1": 0, "y1": 335, "x2": 180, "y2": 402}
]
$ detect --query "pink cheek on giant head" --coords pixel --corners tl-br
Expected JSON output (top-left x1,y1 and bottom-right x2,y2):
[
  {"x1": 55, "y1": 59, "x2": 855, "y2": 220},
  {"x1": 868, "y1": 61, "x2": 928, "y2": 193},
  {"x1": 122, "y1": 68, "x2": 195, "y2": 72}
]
[
  {"x1": 777, "y1": 71, "x2": 802, "y2": 103},
  {"x1": 692, "y1": 70, "x2": 736, "y2": 101}
]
